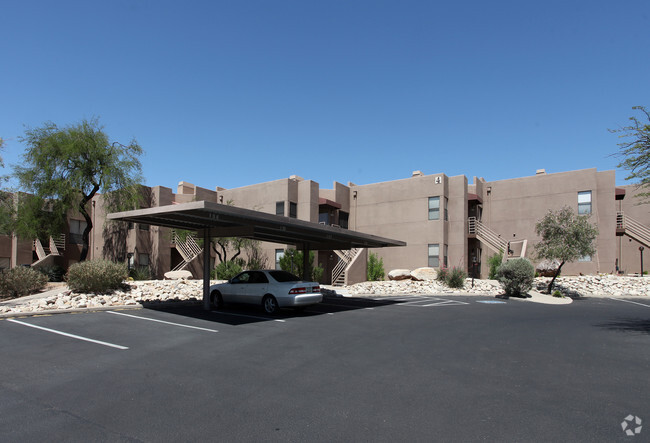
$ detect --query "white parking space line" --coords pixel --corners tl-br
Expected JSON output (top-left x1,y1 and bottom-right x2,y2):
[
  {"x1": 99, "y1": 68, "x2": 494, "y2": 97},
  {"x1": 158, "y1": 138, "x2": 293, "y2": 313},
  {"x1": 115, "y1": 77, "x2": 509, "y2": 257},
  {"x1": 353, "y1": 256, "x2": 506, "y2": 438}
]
[
  {"x1": 211, "y1": 311, "x2": 286, "y2": 322},
  {"x1": 106, "y1": 311, "x2": 219, "y2": 332},
  {"x1": 607, "y1": 298, "x2": 650, "y2": 308},
  {"x1": 421, "y1": 300, "x2": 469, "y2": 307},
  {"x1": 7, "y1": 319, "x2": 129, "y2": 350}
]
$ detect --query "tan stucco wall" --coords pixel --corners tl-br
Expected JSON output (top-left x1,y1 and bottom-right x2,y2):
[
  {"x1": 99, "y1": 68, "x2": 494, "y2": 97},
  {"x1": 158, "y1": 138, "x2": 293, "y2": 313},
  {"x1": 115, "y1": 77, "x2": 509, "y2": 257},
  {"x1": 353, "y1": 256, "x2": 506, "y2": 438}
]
[{"x1": 619, "y1": 185, "x2": 650, "y2": 274}]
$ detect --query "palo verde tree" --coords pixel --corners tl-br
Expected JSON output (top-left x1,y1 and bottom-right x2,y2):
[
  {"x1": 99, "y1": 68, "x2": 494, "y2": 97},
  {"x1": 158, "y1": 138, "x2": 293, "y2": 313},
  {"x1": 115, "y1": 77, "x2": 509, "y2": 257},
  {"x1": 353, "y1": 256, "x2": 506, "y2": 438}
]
[
  {"x1": 534, "y1": 206, "x2": 598, "y2": 294},
  {"x1": 611, "y1": 106, "x2": 650, "y2": 202},
  {"x1": 13, "y1": 118, "x2": 143, "y2": 261}
]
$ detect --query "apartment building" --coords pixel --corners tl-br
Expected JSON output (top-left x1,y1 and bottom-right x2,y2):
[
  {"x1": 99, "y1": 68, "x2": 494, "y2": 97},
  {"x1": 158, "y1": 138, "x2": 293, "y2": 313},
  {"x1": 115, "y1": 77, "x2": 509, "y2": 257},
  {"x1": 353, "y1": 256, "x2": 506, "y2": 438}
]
[{"x1": 2, "y1": 168, "x2": 648, "y2": 283}]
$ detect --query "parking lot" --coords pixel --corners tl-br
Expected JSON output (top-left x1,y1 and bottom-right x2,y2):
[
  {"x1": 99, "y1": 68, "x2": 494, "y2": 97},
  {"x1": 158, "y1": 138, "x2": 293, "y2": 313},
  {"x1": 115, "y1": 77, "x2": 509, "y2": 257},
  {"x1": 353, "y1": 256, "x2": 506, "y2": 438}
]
[{"x1": 1, "y1": 295, "x2": 649, "y2": 441}]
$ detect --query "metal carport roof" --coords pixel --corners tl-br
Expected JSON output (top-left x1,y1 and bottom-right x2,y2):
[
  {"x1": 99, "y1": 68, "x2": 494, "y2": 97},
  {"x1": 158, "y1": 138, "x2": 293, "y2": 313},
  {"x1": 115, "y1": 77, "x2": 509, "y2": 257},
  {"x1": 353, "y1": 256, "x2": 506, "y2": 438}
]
[{"x1": 107, "y1": 200, "x2": 406, "y2": 310}]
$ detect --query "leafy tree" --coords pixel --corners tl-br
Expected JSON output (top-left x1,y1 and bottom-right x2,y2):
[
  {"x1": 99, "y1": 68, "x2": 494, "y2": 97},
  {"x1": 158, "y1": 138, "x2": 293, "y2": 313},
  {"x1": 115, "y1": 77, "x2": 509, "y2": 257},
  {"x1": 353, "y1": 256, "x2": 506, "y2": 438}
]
[
  {"x1": 13, "y1": 118, "x2": 143, "y2": 261},
  {"x1": 279, "y1": 249, "x2": 323, "y2": 281},
  {"x1": 534, "y1": 207, "x2": 598, "y2": 294},
  {"x1": 611, "y1": 106, "x2": 650, "y2": 202},
  {"x1": 0, "y1": 137, "x2": 13, "y2": 235}
]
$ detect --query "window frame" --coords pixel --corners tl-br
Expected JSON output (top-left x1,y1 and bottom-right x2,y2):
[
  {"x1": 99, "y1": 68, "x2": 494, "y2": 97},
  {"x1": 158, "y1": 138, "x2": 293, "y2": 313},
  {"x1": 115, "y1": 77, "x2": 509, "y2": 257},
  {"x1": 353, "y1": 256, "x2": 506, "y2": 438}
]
[
  {"x1": 428, "y1": 197, "x2": 440, "y2": 220},
  {"x1": 428, "y1": 244, "x2": 440, "y2": 268},
  {"x1": 578, "y1": 191, "x2": 592, "y2": 215}
]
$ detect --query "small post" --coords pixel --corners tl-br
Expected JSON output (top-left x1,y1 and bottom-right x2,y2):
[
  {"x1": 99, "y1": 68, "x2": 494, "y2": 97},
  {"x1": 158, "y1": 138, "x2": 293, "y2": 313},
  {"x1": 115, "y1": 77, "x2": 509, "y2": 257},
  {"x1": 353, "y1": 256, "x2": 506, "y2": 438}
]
[{"x1": 640, "y1": 246, "x2": 645, "y2": 277}]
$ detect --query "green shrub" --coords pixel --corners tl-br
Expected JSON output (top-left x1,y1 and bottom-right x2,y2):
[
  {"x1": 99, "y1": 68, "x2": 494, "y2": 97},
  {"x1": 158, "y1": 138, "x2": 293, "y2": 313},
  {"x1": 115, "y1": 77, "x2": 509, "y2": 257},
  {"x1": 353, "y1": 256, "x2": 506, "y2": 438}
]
[
  {"x1": 66, "y1": 260, "x2": 128, "y2": 293},
  {"x1": 446, "y1": 267, "x2": 467, "y2": 289},
  {"x1": 436, "y1": 266, "x2": 467, "y2": 289},
  {"x1": 367, "y1": 252, "x2": 385, "y2": 281},
  {"x1": 129, "y1": 266, "x2": 152, "y2": 281},
  {"x1": 0, "y1": 266, "x2": 48, "y2": 298},
  {"x1": 487, "y1": 251, "x2": 503, "y2": 280},
  {"x1": 214, "y1": 259, "x2": 245, "y2": 280},
  {"x1": 496, "y1": 258, "x2": 535, "y2": 297},
  {"x1": 552, "y1": 290, "x2": 563, "y2": 298}
]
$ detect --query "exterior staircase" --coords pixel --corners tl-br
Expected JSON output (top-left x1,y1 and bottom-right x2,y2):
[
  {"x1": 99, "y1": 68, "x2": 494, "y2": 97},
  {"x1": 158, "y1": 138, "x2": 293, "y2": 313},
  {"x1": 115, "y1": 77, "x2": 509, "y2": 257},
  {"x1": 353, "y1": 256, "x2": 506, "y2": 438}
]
[
  {"x1": 331, "y1": 248, "x2": 363, "y2": 286},
  {"x1": 31, "y1": 235, "x2": 66, "y2": 267},
  {"x1": 617, "y1": 212, "x2": 650, "y2": 248},
  {"x1": 171, "y1": 232, "x2": 203, "y2": 271},
  {"x1": 468, "y1": 217, "x2": 527, "y2": 261},
  {"x1": 468, "y1": 217, "x2": 508, "y2": 254}
]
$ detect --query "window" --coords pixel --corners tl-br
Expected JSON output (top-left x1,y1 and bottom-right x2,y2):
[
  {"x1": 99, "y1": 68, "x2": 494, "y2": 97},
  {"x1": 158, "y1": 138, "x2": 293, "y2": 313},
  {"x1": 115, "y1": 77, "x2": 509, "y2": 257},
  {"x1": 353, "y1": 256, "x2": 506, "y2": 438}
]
[
  {"x1": 138, "y1": 223, "x2": 149, "y2": 231},
  {"x1": 275, "y1": 249, "x2": 284, "y2": 270},
  {"x1": 319, "y1": 211, "x2": 330, "y2": 225},
  {"x1": 444, "y1": 197, "x2": 449, "y2": 221},
  {"x1": 428, "y1": 244, "x2": 440, "y2": 267},
  {"x1": 138, "y1": 253, "x2": 150, "y2": 267},
  {"x1": 0, "y1": 257, "x2": 10, "y2": 270},
  {"x1": 444, "y1": 245, "x2": 448, "y2": 268},
  {"x1": 578, "y1": 191, "x2": 592, "y2": 215},
  {"x1": 69, "y1": 219, "x2": 87, "y2": 244},
  {"x1": 289, "y1": 202, "x2": 297, "y2": 219},
  {"x1": 428, "y1": 197, "x2": 440, "y2": 220},
  {"x1": 276, "y1": 201, "x2": 285, "y2": 216},
  {"x1": 339, "y1": 211, "x2": 349, "y2": 229}
]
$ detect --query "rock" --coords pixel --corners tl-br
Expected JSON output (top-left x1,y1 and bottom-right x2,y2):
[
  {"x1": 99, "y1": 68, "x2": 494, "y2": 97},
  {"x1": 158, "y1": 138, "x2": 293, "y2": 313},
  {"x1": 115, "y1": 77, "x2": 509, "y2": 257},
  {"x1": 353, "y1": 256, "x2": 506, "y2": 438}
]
[
  {"x1": 164, "y1": 270, "x2": 193, "y2": 280},
  {"x1": 388, "y1": 269, "x2": 412, "y2": 281},
  {"x1": 410, "y1": 267, "x2": 438, "y2": 281},
  {"x1": 536, "y1": 260, "x2": 561, "y2": 277}
]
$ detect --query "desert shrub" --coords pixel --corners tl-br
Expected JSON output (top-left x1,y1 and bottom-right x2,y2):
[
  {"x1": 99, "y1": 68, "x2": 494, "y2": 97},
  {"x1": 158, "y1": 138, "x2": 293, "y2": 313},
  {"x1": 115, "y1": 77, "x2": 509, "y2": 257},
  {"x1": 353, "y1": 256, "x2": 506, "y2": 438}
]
[
  {"x1": 552, "y1": 290, "x2": 563, "y2": 298},
  {"x1": 312, "y1": 264, "x2": 324, "y2": 283},
  {"x1": 367, "y1": 252, "x2": 385, "y2": 281},
  {"x1": 66, "y1": 259, "x2": 128, "y2": 293},
  {"x1": 129, "y1": 266, "x2": 152, "y2": 281},
  {"x1": 0, "y1": 266, "x2": 48, "y2": 298},
  {"x1": 436, "y1": 266, "x2": 466, "y2": 289},
  {"x1": 436, "y1": 267, "x2": 449, "y2": 283},
  {"x1": 214, "y1": 259, "x2": 245, "y2": 280},
  {"x1": 496, "y1": 258, "x2": 535, "y2": 297},
  {"x1": 446, "y1": 267, "x2": 467, "y2": 289},
  {"x1": 487, "y1": 251, "x2": 503, "y2": 280},
  {"x1": 38, "y1": 265, "x2": 66, "y2": 282}
]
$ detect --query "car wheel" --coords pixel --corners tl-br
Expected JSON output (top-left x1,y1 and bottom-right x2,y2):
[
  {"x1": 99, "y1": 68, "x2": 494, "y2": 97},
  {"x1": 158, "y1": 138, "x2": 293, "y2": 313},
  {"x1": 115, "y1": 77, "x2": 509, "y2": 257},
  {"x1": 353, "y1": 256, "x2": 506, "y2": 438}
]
[
  {"x1": 211, "y1": 291, "x2": 223, "y2": 309},
  {"x1": 262, "y1": 295, "x2": 279, "y2": 315}
]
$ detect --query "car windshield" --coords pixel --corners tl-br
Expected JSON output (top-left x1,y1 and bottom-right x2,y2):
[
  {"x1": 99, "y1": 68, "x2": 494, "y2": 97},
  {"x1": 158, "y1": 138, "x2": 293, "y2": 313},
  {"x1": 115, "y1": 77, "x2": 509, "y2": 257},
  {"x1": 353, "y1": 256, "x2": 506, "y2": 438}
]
[{"x1": 269, "y1": 270, "x2": 302, "y2": 282}]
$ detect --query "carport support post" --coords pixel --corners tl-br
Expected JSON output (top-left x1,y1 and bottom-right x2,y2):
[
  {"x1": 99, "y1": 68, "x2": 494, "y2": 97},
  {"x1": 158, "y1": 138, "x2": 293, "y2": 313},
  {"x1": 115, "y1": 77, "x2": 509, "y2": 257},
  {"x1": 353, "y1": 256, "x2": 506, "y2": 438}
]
[
  {"x1": 302, "y1": 243, "x2": 310, "y2": 281},
  {"x1": 203, "y1": 229, "x2": 211, "y2": 311}
]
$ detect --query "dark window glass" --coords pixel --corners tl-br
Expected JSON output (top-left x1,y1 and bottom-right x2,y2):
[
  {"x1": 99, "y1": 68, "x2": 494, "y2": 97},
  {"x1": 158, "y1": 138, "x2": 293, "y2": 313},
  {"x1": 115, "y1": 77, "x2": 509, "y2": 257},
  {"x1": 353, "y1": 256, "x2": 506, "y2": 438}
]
[
  {"x1": 289, "y1": 202, "x2": 297, "y2": 218},
  {"x1": 269, "y1": 270, "x2": 301, "y2": 282},
  {"x1": 339, "y1": 211, "x2": 349, "y2": 229},
  {"x1": 276, "y1": 201, "x2": 285, "y2": 216}
]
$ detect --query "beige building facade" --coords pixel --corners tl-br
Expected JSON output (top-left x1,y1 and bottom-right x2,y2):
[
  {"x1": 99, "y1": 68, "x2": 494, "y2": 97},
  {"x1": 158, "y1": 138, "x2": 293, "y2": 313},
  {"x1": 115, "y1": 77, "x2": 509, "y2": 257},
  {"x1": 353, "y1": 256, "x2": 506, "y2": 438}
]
[{"x1": 2, "y1": 168, "x2": 649, "y2": 283}]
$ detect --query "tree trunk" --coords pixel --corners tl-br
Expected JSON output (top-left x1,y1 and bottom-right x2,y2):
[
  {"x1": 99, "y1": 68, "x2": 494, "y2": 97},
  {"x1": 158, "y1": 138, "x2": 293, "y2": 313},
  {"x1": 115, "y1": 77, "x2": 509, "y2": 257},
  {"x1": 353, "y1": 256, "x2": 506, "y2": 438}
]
[
  {"x1": 78, "y1": 184, "x2": 100, "y2": 262},
  {"x1": 547, "y1": 261, "x2": 565, "y2": 294}
]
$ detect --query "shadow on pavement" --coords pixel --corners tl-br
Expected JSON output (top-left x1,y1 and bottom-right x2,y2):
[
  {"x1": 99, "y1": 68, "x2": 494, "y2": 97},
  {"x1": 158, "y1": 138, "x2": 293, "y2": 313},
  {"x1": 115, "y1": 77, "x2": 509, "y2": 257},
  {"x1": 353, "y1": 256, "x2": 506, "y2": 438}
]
[
  {"x1": 595, "y1": 318, "x2": 650, "y2": 334},
  {"x1": 142, "y1": 295, "x2": 402, "y2": 326}
]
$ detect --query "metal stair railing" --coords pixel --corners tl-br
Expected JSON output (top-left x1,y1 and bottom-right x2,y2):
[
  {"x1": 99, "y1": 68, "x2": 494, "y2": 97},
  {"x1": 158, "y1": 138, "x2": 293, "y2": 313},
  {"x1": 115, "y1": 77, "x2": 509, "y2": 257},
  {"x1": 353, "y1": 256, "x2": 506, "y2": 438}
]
[
  {"x1": 331, "y1": 248, "x2": 361, "y2": 286},
  {"x1": 617, "y1": 212, "x2": 650, "y2": 247},
  {"x1": 468, "y1": 217, "x2": 508, "y2": 253},
  {"x1": 172, "y1": 232, "x2": 203, "y2": 271}
]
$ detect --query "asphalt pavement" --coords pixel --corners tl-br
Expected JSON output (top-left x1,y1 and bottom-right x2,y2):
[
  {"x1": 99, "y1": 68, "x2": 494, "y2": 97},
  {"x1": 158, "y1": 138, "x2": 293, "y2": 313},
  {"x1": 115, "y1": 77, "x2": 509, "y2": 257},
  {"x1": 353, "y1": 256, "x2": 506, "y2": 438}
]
[{"x1": 1, "y1": 294, "x2": 649, "y2": 442}]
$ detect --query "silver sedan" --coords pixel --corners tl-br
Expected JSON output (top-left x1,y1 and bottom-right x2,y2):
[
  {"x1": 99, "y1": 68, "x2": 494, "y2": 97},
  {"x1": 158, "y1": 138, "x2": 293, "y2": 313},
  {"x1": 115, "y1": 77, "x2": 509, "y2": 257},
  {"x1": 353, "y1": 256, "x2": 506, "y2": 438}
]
[{"x1": 209, "y1": 270, "x2": 322, "y2": 314}]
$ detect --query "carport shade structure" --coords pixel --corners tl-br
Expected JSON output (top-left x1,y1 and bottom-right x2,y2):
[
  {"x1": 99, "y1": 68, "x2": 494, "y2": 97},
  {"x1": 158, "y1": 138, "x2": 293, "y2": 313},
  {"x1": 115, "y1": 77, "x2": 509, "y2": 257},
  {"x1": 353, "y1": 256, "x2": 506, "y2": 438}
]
[{"x1": 107, "y1": 200, "x2": 406, "y2": 310}]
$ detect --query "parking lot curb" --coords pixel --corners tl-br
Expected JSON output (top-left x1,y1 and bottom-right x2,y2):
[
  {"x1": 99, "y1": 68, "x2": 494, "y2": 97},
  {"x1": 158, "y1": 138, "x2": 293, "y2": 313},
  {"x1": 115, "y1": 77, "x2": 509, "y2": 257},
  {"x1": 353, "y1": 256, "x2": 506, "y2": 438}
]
[{"x1": 0, "y1": 300, "x2": 203, "y2": 319}]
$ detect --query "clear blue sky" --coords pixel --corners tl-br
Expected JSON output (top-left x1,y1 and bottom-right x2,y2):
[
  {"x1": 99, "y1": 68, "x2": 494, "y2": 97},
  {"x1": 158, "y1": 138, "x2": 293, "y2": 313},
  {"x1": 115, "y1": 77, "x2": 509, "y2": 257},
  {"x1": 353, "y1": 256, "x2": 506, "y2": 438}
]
[{"x1": 2, "y1": 0, "x2": 649, "y2": 191}]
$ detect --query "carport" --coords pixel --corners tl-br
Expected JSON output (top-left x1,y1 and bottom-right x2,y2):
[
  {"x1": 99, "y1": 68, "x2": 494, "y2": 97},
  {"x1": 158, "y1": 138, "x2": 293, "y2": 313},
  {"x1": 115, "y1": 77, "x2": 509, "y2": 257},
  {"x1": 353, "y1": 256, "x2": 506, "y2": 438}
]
[{"x1": 107, "y1": 200, "x2": 405, "y2": 310}]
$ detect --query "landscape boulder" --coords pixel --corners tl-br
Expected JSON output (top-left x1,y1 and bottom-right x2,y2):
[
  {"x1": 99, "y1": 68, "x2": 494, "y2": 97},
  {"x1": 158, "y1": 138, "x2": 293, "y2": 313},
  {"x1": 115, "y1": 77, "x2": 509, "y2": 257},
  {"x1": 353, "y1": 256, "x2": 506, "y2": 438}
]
[
  {"x1": 164, "y1": 270, "x2": 193, "y2": 280},
  {"x1": 388, "y1": 269, "x2": 412, "y2": 281},
  {"x1": 410, "y1": 267, "x2": 438, "y2": 281},
  {"x1": 535, "y1": 260, "x2": 561, "y2": 278}
]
